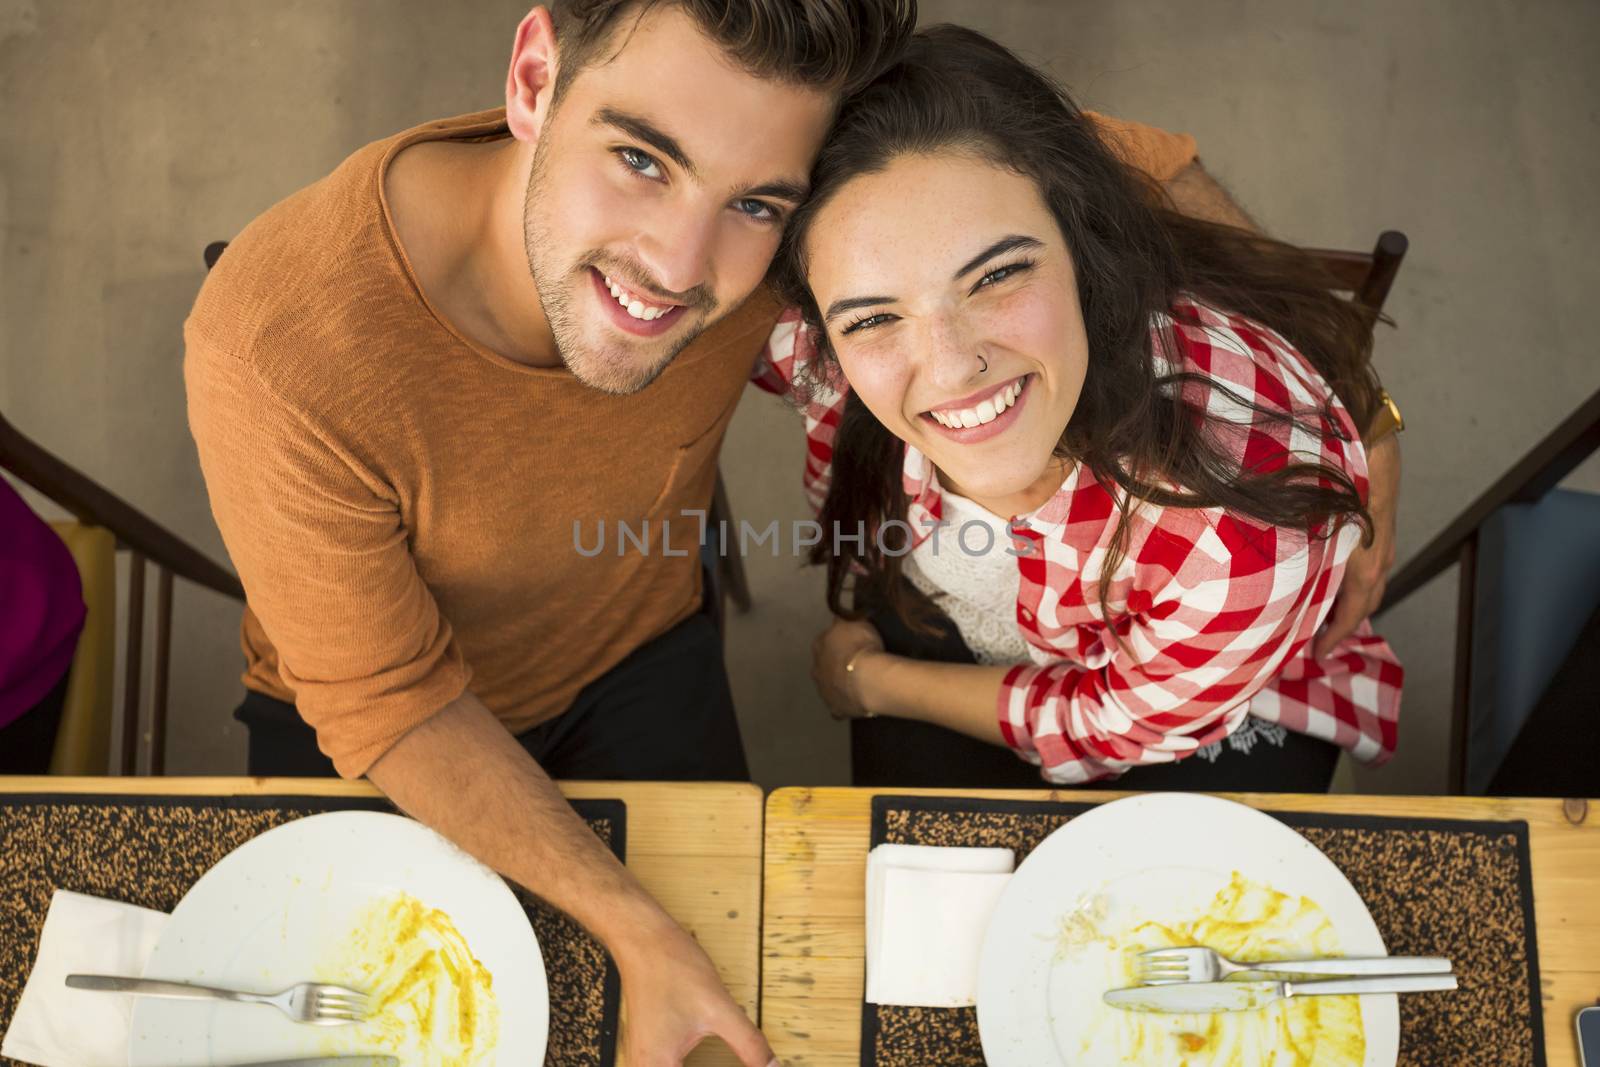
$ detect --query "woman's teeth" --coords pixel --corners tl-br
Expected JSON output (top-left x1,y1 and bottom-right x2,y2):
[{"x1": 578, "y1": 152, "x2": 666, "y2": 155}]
[
  {"x1": 930, "y1": 378, "x2": 1024, "y2": 430},
  {"x1": 603, "y1": 274, "x2": 672, "y2": 321}
]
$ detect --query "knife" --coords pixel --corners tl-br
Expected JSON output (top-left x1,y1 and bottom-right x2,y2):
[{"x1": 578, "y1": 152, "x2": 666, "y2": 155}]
[
  {"x1": 201, "y1": 1059, "x2": 400, "y2": 1067},
  {"x1": 1104, "y1": 973, "x2": 1459, "y2": 1013}
]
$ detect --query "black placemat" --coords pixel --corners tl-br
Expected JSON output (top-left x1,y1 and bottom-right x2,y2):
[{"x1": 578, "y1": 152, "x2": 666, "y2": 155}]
[
  {"x1": 863, "y1": 794, "x2": 1544, "y2": 1067},
  {"x1": 0, "y1": 792, "x2": 624, "y2": 1066}
]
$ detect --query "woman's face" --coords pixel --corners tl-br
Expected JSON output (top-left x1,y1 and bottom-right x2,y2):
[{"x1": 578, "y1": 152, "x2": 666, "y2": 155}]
[{"x1": 803, "y1": 151, "x2": 1089, "y2": 512}]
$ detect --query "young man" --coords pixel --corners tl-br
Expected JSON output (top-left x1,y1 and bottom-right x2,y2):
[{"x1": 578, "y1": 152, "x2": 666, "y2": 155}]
[{"x1": 186, "y1": 2, "x2": 1398, "y2": 1061}]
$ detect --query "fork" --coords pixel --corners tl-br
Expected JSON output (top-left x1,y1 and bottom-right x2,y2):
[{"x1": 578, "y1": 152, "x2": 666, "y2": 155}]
[
  {"x1": 65, "y1": 974, "x2": 368, "y2": 1026},
  {"x1": 1137, "y1": 947, "x2": 1453, "y2": 985}
]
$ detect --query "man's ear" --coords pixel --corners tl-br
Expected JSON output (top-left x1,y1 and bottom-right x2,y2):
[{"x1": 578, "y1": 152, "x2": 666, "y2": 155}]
[{"x1": 506, "y1": 6, "x2": 561, "y2": 143}]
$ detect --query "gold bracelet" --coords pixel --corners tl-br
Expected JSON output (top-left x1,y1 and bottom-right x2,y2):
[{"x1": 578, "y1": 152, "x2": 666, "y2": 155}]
[
  {"x1": 1366, "y1": 388, "x2": 1405, "y2": 444},
  {"x1": 844, "y1": 648, "x2": 878, "y2": 718}
]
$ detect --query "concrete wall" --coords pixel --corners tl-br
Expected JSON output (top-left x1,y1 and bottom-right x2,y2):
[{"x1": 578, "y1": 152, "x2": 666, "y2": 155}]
[{"x1": 4, "y1": 0, "x2": 1597, "y2": 788}]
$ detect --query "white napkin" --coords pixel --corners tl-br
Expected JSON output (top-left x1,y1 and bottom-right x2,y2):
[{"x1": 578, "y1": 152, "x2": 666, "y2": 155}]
[
  {"x1": 865, "y1": 843, "x2": 1015, "y2": 1007},
  {"x1": 2, "y1": 890, "x2": 168, "y2": 1067}
]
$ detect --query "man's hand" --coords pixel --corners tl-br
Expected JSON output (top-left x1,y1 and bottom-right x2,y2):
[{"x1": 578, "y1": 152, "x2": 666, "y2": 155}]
[
  {"x1": 1316, "y1": 434, "x2": 1400, "y2": 658},
  {"x1": 1159, "y1": 158, "x2": 1404, "y2": 656},
  {"x1": 811, "y1": 617, "x2": 886, "y2": 721},
  {"x1": 366, "y1": 693, "x2": 777, "y2": 1066},
  {"x1": 614, "y1": 913, "x2": 777, "y2": 1067}
]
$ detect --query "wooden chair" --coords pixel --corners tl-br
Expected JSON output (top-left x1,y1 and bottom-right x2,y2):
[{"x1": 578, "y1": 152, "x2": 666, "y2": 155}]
[
  {"x1": 0, "y1": 414, "x2": 244, "y2": 774},
  {"x1": 1302, "y1": 230, "x2": 1409, "y2": 317}
]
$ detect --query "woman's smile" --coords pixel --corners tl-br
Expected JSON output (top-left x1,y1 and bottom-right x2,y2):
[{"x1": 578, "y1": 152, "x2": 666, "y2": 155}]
[{"x1": 919, "y1": 372, "x2": 1034, "y2": 444}]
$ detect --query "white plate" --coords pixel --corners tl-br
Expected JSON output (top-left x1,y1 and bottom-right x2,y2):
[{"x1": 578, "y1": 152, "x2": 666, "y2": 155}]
[
  {"x1": 129, "y1": 811, "x2": 546, "y2": 1066},
  {"x1": 976, "y1": 793, "x2": 1398, "y2": 1066}
]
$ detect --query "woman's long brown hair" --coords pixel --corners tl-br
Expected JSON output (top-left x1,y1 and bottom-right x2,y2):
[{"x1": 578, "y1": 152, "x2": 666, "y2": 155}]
[{"x1": 771, "y1": 24, "x2": 1382, "y2": 627}]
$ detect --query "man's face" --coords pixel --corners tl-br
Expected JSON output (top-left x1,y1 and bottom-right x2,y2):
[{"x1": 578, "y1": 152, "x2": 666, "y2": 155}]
[{"x1": 524, "y1": 6, "x2": 834, "y2": 395}]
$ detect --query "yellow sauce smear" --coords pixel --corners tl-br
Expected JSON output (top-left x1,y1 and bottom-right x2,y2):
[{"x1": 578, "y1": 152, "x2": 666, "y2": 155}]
[
  {"x1": 1057, "y1": 872, "x2": 1366, "y2": 1066},
  {"x1": 319, "y1": 893, "x2": 499, "y2": 1066}
]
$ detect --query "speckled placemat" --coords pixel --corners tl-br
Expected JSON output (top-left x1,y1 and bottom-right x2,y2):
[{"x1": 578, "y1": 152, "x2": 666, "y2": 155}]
[
  {"x1": 0, "y1": 792, "x2": 623, "y2": 1067},
  {"x1": 863, "y1": 795, "x2": 1543, "y2": 1067}
]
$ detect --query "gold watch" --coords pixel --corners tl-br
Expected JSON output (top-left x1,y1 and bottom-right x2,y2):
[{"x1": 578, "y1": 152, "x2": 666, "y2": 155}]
[{"x1": 1366, "y1": 388, "x2": 1404, "y2": 444}]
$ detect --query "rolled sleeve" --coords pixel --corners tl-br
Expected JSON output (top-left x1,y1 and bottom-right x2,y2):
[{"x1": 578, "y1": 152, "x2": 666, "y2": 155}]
[
  {"x1": 186, "y1": 328, "x2": 470, "y2": 778},
  {"x1": 750, "y1": 310, "x2": 847, "y2": 514},
  {"x1": 1084, "y1": 111, "x2": 1199, "y2": 183}
]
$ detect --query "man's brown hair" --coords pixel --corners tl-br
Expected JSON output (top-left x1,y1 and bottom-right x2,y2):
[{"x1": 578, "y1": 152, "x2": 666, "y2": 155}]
[{"x1": 548, "y1": 0, "x2": 918, "y2": 101}]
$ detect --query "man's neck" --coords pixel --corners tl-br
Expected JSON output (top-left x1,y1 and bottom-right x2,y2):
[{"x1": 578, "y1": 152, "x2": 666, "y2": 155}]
[{"x1": 384, "y1": 133, "x2": 560, "y2": 368}]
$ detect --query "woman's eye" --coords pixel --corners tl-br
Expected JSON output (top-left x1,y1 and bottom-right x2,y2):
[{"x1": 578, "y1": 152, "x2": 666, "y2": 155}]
[
  {"x1": 733, "y1": 198, "x2": 780, "y2": 223},
  {"x1": 841, "y1": 313, "x2": 894, "y2": 335},
  {"x1": 617, "y1": 147, "x2": 663, "y2": 180},
  {"x1": 975, "y1": 261, "x2": 1033, "y2": 290}
]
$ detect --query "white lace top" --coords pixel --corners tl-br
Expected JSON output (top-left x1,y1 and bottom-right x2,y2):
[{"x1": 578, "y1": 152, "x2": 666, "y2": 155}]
[{"x1": 903, "y1": 488, "x2": 1032, "y2": 666}]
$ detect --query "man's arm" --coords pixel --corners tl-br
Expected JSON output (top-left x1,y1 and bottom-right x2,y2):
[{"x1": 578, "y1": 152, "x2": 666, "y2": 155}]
[
  {"x1": 186, "y1": 335, "x2": 773, "y2": 1067},
  {"x1": 1315, "y1": 431, "x2": 1400, "y2": 657},
  {"x1": 1159, "y1": 157, "x2": 1403, "y2": 655},
  {"x1": 368, "y1": 692, "x2": 776, "y2": 1067},
  {"x1": 1163, "y1": 159, "x2": 1258, "y2": 231}
]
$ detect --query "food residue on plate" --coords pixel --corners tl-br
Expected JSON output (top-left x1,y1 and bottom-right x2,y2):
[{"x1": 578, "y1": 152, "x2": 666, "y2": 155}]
[
  {"x1": 1049, "y1": 871, "x2": 1366, "y2": 1066},
  {"x1": 317, "y1": 892, "x2": 499, "y2": 1066}
]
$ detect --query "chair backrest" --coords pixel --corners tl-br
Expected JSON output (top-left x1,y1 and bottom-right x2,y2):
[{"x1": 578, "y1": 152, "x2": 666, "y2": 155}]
[
  {"x1": 1302, "y1": 230, "x2": 1410, "y2": 318},
  {"x1": 45, "y1": 522, "x2": 116, "y2": 774}
]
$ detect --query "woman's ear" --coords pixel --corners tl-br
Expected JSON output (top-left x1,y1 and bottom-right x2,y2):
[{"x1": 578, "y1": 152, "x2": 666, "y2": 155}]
[{"x1": 505, "y1": 6, "x2": 560, "y2": 143}]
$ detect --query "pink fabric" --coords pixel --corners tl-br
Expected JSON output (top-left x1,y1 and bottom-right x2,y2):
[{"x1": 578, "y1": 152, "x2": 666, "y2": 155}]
[{"x1": 0, "y1": 479, "x2": 85, "y2": 730}]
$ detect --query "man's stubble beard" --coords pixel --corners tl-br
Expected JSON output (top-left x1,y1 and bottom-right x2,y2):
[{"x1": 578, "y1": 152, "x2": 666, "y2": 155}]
[{"x1": 522, "y1": 137, "x2": 710, "y2": 397}]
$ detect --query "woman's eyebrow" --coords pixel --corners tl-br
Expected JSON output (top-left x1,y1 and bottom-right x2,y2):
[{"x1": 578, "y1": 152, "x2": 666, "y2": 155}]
[
  {"x1": 821, "y1": 234, "x2": 1045, "y2": 325},
  {"x1": 953, "y1": 234, "x2": 1044, "y2": 280}
]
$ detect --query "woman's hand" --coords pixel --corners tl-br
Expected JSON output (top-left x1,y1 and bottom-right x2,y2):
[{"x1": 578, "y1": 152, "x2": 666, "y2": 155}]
[{"x1": 811, "y1": 617, "x2": 886, "y2": 720}]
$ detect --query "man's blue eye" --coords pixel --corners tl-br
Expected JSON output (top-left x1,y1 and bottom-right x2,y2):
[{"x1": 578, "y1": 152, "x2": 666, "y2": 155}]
[
  {"x1": 618, "y1": 148, "x2": 662, "y2": 179},
  {"x1": 735, "y1": 198, "x2": 779, "y2": 222}
]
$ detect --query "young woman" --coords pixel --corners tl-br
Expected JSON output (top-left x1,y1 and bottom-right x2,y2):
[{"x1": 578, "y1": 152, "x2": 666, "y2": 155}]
[{"x1": 755, "y1": 25, "x2": 1403, "y2": 791}]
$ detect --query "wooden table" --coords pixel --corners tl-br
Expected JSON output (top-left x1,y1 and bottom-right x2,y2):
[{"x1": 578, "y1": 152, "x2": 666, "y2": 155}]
[
  {"x1": 0, "y1": 776, "x2": 763, "y2": 1067},
  {"x1": 761, "y1": 787, "x2": 1600, "y2": 1066}
]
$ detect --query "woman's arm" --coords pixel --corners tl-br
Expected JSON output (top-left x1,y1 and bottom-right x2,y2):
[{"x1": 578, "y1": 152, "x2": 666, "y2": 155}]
[
  {"x1": 860, "y1": 654, "x2": 1011, "y2": 744},
  {"x1": 812, "y1": 617, "x2": 1008, "y2": 744},
  {"x1": 813, "y1": 507, "x2": 1363, "y2": 785}
]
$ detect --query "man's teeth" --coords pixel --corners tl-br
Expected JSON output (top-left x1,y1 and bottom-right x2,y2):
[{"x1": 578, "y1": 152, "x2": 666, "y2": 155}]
[
  {"x1": 602, "y1": 274, "x2": 671, "y2": 321},
  {"x1": 931, "y1": 378, "x2": 1024, "y2": 430}
]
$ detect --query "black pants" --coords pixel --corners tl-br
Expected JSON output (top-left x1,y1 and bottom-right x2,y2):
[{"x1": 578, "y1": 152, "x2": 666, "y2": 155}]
[
  {"x1": 235, "y1": 612, "x2": 749, "y2": 781},
  {"x1": 852, "y1": 595, "x2": 1340, "y2": 792},
  {"x1": 0, "y1": 669, "x2": 70, "y2": 775}
]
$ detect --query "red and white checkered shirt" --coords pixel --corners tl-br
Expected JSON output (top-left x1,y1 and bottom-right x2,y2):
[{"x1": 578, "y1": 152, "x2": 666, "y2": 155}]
[{"x1": 751, "y1": 294, "x2": 1404, "y2": 784}]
